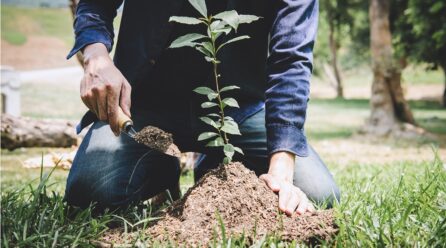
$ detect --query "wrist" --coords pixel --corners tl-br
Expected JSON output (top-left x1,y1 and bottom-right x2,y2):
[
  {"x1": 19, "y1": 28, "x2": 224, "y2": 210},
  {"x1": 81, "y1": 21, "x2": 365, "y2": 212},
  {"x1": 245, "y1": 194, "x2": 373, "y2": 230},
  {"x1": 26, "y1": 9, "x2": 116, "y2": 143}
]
[
  {"x1": 82, "y1": 43, "x2": 110, "y2": 65},
  {"x1": 268, "y1": 151, "x2": 295, "y2": 182}
]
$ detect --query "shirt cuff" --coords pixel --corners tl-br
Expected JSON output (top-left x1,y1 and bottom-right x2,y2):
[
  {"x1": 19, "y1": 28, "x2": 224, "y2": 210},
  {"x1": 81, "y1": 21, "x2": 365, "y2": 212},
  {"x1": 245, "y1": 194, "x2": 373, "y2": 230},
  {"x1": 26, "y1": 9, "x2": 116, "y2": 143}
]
[
  {"x1": 66, "y1": 28, "x2": 112, "y2": 59},
  {"x1": 267, "y1": 124, "x2": 309, "y2": 157}
]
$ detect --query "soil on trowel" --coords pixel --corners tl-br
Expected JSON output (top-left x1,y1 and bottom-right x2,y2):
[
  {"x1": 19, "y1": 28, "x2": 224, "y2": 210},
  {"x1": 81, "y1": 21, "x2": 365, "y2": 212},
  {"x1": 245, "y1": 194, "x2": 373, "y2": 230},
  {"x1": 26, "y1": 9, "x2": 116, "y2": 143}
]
[
  {"x1": 134, "y1": 126, "x2": 173, "y2": 152},
  {"x1": 100, "y1": 162, "x2": 337, "y2": 246}
]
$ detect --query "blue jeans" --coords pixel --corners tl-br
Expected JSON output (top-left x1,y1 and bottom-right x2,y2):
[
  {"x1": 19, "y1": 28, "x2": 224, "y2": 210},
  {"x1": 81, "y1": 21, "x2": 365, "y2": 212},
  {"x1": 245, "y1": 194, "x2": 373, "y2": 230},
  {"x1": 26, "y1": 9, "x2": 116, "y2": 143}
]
[{"x1": 65, "y1": 107, "x2": 340, "y2": 210}]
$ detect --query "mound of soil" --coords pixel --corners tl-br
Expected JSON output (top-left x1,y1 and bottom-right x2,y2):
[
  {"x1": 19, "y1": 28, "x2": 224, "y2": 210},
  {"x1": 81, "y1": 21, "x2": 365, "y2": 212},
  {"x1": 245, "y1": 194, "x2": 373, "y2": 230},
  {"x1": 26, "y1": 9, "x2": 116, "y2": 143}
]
[{"x1": 101, "y1": 163, "x2": 337, "y2": 246}]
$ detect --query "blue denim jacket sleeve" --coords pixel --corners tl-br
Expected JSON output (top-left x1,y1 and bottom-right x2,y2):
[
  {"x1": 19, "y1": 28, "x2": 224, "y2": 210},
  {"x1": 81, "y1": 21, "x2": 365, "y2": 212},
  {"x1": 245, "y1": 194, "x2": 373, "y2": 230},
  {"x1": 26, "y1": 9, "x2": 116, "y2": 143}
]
[
  {"x1": 266, "y1": 0, "x2": 318, "y2": 157},
  {"x1": 66, "y1": 0, "x2": 122, "y2": 59}
]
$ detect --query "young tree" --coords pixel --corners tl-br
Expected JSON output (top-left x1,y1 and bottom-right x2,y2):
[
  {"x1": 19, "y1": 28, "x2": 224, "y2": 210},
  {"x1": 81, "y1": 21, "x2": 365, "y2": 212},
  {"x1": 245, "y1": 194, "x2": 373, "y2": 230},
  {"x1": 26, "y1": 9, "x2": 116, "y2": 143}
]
[{"x1": 363, "y1": 0, "x2": 416, "y2": 136}]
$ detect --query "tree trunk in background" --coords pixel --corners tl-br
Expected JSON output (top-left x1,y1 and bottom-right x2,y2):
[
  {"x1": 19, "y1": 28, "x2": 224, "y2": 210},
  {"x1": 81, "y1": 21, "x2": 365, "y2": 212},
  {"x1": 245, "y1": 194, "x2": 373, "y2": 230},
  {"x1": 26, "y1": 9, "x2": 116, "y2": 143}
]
[
  {"x1": 328, "y1": 21, "x2": 344, "y2": 98},
  {"x1": 364, "y1": 0, "x2": 416, "y2": 136},
  {"x1": 441, "y1": 64, "x2": 446, "y2": 107},
  {"x1": 69, "y1": 0, "x2": 84, "y2": 67}
]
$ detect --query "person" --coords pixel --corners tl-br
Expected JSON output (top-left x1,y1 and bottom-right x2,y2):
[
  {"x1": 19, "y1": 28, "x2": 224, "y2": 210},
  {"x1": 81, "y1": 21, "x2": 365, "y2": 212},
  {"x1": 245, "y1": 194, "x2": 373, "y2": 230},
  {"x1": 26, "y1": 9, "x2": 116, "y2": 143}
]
[{"x1": 65, "y1": 0, "x2": 340, "y2": 215}]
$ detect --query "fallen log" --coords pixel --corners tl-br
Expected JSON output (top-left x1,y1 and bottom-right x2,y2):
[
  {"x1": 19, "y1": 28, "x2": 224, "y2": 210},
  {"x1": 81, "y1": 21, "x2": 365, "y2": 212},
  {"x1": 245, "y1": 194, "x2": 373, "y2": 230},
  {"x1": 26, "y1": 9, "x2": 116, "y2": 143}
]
[{"x1": 1, "y1": 114, "x2": 79, "y2": 150}]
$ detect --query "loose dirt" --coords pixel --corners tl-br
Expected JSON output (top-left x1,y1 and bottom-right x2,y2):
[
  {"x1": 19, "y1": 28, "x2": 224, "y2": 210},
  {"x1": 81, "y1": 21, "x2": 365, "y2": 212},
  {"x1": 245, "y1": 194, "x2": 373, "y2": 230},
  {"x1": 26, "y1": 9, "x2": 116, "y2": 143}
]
[
  {"x1": 134, "y1": 125, "x2": 181, "y2": 157},
  {"x1": 100, "y1": 162, "x2": 337, "y2": 246}
]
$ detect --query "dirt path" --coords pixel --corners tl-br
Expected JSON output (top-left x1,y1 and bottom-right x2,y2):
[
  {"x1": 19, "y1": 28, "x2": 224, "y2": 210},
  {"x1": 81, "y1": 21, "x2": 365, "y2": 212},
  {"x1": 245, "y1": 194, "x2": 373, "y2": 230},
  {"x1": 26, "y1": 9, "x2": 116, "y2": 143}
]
[{"x1": 1, "y1": 36, "x2": 78, "y2": 70}]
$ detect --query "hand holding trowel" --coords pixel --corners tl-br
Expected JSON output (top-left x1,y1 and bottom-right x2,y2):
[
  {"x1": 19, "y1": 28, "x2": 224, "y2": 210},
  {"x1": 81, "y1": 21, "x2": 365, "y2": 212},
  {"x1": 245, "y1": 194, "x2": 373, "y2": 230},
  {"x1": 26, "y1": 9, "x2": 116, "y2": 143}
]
[{"x1": 116, "y1": 107, "x2": 181, "y2": 158}]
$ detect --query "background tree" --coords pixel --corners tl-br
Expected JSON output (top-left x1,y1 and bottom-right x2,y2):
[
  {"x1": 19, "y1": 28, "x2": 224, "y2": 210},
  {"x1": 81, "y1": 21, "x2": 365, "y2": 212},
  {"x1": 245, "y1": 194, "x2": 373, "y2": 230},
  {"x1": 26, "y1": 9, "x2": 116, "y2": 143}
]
[
  {"x1": 318, "y1": 0, "x2": 357, "y2": 98},
  {"x1": 363, "y1": 0, "x2": 416, "y2": 136},
  {"x1": 391, "y1": 0, "x2": 446, "y2": 107}
]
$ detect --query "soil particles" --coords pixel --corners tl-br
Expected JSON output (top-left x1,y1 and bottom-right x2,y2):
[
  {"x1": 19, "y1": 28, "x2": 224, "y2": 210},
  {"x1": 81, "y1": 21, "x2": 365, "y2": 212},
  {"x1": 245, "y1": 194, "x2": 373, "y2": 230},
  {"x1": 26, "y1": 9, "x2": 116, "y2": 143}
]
[
  {"x1": 134, "y1": 126, "x2": 173, "y2": 152},
  {"x1": 101, "y1": 162, "x2": 337, "y2": 246}
]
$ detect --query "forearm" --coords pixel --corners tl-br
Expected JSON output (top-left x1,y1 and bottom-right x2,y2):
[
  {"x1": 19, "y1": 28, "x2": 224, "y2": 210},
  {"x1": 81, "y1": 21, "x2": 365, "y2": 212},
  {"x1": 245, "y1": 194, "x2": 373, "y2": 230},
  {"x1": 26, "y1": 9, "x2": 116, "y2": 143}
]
[{"x1": 269, "y1": 152, "x2": 295, "y2": 182}]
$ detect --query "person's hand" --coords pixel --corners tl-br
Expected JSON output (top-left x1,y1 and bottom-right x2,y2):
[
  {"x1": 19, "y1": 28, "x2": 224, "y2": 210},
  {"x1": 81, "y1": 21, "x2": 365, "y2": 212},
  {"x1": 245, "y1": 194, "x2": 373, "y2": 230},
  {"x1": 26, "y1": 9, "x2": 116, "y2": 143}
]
[
  {"x1": 260, "y1": 151, "x2": 315, "y2": 216},
  {"x1": 80, "y1": 43, "x2": 132, "y2": 135}
]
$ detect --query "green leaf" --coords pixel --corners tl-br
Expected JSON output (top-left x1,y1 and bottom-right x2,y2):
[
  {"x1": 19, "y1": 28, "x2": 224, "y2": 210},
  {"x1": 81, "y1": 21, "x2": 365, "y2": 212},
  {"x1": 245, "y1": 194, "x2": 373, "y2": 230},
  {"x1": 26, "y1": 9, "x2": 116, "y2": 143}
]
[
  {"x1": 207, "y1": 92, "x2": 219, "y2": 101},
  {"x1": 169, "y1": 16, "x2": 202, "y2": 25},
  {"x1": 223, "y1": 157, "x2": 231, "y2": 164},
  {"x1": 234, "y1": 146, "x2": 244, "y2": 155},
  {"x1": 201, "y1": 41, "x2": 214, "y2": 56},
  {"x1": 200, "y1": 117, "x2": 220, "y2": 129},
  {"x1": 196, "y1": 46, "x2": 212, "y2": 57},
  {"x1": 197, "y1": 132, "x2": 219, "y2": 141},
  {"x1": 238, "y1": 15, "x2": 261, "y2": 24},
  {"x1": 207, "y1": 113, "x2": 220, "y2": 118},
  {"x1": 188, "y1": 0, "x2": 207, "y2": 17},
  {"x1": 206, "y1": 137, "x2": 224, "y2": 147},
  {"x1": 223, "y1": 144, "x2": 235, "y2": 159},
  {"x1": 201, "y1": 102, "x2": 218, "y2": 108},
  {"x1": 193, "y1": 87, "x2": 215, "y2": 95},
  {"x1": 217, "y1": 35, "x2": 250, "y2": 51},
  {"x1": 220, "y1": 85, "x2": 240, "y2": 92},
  {"x1": 222, "y1": 98, "x2": 240, "y2": 108},
  {"x1": 221, "y1": 120, "x2": 241, "y2": 135},
  {"x1": 169, "y1": 33, "x2": 207, "y2": 48},
  {"x1": 214, "y1": 10, "x2": 240, "y2": 31}
]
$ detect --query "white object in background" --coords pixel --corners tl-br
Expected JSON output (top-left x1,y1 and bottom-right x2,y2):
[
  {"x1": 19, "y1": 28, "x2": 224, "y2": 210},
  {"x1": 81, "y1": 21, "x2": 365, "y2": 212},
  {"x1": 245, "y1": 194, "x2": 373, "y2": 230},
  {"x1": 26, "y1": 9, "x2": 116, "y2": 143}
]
[{"x1": 1, "y1": 66, "x2": 21, "y2": 116}]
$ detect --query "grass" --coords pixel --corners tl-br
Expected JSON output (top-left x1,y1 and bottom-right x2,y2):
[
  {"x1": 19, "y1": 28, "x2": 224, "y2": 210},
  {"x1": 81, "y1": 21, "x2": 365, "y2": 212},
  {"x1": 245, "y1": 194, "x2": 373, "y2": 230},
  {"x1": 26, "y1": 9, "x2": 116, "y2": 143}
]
[
  {"x1": 1, "y1": 150, "x2": 444, "y2": 246},
  {"x1": 1, "y1": 6, "x2": 122, "y2": 46}
]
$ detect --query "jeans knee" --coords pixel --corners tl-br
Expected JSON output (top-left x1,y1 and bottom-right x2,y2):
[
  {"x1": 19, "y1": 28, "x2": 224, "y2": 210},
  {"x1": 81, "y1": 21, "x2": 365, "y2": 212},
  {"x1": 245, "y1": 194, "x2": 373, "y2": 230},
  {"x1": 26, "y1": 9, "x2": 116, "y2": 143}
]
[{"x1": 309, "y1": 184, "x2": 341, "y2": 208}]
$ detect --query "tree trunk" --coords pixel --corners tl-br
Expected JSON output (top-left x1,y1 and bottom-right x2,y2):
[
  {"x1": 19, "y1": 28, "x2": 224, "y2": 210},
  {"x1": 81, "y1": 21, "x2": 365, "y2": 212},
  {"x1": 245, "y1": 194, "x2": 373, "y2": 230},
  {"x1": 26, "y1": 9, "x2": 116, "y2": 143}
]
[
  {"x1": 328, "y1": 21, "x2": 344, "y2": 98},
  {"x1": 69, "y1": 0, "x2": 84, "y2": 67},
  {"x1": 1, "y1": 114, "x2": 79, "y2": 150},
  {"x1": 440, "y1": 63, "x2": 446, "y2": 107},
  {"x1": 365, "y1": 0, "x2": 416, "y2": 136}
]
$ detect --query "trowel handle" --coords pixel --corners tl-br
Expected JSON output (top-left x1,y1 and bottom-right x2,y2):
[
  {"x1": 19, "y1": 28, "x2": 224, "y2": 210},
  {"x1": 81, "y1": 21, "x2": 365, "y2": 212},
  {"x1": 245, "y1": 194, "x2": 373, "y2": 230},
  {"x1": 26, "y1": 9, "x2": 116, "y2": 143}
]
[{"x1": 117, "y1": 107, "x2": 133, "y2": 132}]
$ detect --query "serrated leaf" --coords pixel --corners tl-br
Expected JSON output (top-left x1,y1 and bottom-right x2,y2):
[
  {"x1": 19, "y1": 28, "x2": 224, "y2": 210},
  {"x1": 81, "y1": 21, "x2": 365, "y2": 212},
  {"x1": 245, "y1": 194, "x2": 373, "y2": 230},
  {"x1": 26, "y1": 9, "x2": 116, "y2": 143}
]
[
  {"x1": 197, "y1": 132, "x2": 219, "y2": 141},
  {"x1": 169, "y1": 33, "x2": 207, "y2": 48},
  {"x1": 206, "y1": 137, "x2": 224, "y2": 147},
  {"x1": 188, "y1": 0, "x2": 207, "y2": 17},
  {"x1": 200, "y1": 117, "x2": 220, "y2": 129},
  {"x1": 169, "y1": 16, "x2": 202, "y2": 25},
  {"x1": 214, "y1": 10, "x2": 240, "y2": 31},
  {"x1": 193, "y1": 87, "x2": 215, "y2": 95},
  {"x1": 221, "y1": 120, "x2": 241, "y2": 135},
  {"x1": 220, "y1": 85, "x2": 240, "y2": 92},
  {"x1": 234, "y1": 146, "x2": 244, "y2": 155},
  {"x1": 201, "y1": 102, "x2": 218, "y2": 108},
  {"x1": 222, "y1": 98, "x2": 239, "y2": 108},
  {"x1": 238, "y1": 14, "x2": 261, "y2": 24},
  {"x1": 217, "y1": 35, "x2": 250, "y2": 51}
]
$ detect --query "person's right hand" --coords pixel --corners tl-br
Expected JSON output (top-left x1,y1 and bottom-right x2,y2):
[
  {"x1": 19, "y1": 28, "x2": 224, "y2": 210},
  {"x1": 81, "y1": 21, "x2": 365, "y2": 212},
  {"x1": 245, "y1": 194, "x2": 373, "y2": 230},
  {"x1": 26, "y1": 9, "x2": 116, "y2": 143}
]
[{"x1": 80, "y1": 43, "x2": 132, "y2": 136}]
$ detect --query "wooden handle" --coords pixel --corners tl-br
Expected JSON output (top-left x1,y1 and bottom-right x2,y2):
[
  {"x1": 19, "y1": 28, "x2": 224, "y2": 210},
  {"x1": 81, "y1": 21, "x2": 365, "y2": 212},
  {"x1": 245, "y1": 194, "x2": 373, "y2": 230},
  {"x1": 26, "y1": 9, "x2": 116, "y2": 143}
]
[{"x1": 117, "y1": 107, "x2": 133, "y2": 131}]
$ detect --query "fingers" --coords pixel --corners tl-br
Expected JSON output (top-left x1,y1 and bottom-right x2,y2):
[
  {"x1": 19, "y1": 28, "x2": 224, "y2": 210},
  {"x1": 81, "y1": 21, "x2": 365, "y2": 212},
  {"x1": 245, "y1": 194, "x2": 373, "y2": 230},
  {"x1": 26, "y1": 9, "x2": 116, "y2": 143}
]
[
  {"x1": 92, "y1": 84, "x2": 108, "y2": 121},
  {"x1": 106, "y1": 84, "x2": 119, "y2": 135},
  {"x1": 278, "y1": 184, "x2": 292, "y2": 215},
  {"x1": 120, "y1": 80, "x2": 132, "y2": 117},
  {"x1": 285, "y1": 188, "x2": 299, "y2": 216},
  {"x1": 260, "y1": 174, "x2": 281, "y2": 192}
]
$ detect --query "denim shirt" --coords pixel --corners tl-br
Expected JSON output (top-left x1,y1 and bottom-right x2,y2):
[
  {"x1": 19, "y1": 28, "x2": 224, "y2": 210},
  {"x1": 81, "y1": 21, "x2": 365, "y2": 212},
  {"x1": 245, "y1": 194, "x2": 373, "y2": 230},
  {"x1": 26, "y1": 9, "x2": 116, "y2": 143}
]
[{"x1": 68, "y1": 0, "x2": 318, "y2": 157}]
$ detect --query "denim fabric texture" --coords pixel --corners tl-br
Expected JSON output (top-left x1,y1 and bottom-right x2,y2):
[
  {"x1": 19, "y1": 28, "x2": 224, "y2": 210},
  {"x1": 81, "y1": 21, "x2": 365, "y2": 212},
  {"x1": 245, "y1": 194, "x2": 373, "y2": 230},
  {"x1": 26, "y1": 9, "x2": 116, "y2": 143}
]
[
  {"x1": 65, "y1": 108, "x2": 340, "y2": 210},
  {"x1": 68, "y1": 0, "x2": 319, "y2": 157}
]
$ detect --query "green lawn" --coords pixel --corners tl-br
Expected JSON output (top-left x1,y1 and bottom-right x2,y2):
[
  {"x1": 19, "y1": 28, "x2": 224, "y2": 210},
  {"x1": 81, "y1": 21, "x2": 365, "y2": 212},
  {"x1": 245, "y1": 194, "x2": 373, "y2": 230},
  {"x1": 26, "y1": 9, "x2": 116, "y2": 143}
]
[{"x1": 1, "y1": 6, "x2": 122, "y2": 46}]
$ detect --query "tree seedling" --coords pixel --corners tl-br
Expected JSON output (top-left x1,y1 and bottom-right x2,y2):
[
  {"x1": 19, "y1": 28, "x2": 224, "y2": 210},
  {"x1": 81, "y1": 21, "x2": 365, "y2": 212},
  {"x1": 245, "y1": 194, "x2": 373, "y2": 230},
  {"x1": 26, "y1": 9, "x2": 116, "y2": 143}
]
[{"x1": 168, "y1": 0, "x2": 260, "y2": 164}]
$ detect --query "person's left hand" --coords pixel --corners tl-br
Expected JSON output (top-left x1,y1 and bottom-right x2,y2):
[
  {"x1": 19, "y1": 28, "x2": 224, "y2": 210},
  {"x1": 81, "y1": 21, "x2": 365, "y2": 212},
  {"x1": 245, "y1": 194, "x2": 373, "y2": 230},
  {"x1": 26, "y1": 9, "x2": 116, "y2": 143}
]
[{"x1": 260, "y1": 152, "x2": 315, "y2": 216}]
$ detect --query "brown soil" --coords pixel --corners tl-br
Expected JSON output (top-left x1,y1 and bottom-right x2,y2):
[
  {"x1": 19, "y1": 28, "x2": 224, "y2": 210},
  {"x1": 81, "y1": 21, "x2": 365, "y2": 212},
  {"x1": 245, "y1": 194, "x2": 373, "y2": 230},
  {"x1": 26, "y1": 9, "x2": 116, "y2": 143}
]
[
  {"x1": 134, "y1": 126, "x2": 173, "y2": 152},
  {"x1": 100, "y1": 162, "x2": 337, "y2": 246}
]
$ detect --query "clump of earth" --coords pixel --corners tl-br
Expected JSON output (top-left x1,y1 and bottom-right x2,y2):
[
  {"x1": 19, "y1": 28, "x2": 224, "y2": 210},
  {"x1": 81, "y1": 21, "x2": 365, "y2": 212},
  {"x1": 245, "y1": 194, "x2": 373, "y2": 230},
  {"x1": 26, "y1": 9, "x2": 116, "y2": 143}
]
[
  {"x1": 133, "y1": 126, "x2": 181, "y2": 157},
  {"x1": 100, "y1": 162, "x2": 337, "y2": 246}
]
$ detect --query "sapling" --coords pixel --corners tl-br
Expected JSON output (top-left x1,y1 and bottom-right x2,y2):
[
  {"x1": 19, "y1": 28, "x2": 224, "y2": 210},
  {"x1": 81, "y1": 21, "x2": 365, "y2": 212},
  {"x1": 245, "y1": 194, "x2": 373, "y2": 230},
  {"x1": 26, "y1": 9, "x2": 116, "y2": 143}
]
[{"x1": 168, "y1": 0, "x2": 260, "y2": 164}]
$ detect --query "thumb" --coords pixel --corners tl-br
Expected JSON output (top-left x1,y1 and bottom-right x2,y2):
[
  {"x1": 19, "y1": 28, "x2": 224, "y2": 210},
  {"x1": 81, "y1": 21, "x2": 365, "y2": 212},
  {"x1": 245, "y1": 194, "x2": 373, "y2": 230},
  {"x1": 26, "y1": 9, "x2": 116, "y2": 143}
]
[{"x1": 260, "y1": 174, "x2": 281, "y2": 192}]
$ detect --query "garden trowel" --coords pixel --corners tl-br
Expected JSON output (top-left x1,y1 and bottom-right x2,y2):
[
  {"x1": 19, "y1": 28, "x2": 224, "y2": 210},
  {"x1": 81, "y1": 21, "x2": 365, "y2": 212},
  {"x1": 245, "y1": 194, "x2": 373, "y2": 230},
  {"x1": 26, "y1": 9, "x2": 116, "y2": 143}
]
[{"x1": 117, "y1": 108, "x2": 181, "y2": 158}]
